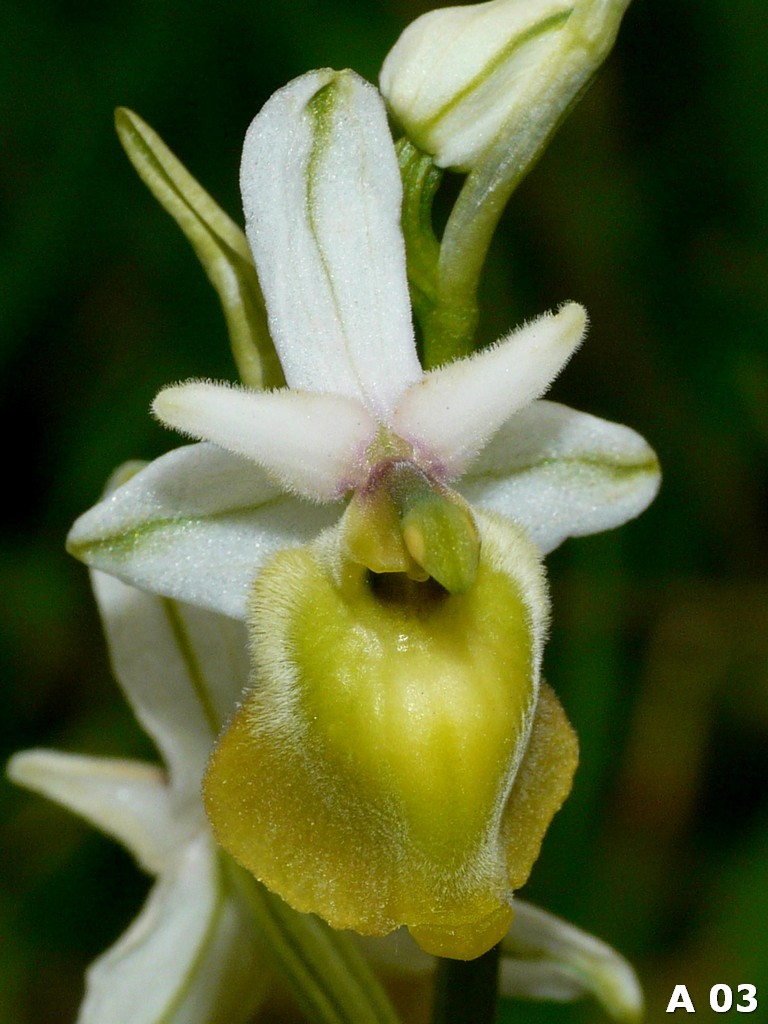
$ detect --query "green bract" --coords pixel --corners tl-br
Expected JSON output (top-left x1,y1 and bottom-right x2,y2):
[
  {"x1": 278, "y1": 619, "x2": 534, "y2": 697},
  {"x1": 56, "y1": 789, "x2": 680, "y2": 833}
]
[{"x1": 114, "y1": 107, "x2": 282, "y2": 390}]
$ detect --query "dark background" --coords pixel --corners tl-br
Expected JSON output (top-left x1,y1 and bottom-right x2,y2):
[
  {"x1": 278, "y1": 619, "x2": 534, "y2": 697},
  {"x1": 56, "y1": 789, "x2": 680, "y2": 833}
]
[{"x1": 2, "y1": 1, "x2": 767, "y2": 1021}]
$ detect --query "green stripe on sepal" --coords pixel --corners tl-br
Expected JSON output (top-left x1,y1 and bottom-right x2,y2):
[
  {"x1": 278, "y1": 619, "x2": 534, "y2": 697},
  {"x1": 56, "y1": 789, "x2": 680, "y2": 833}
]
[{"x1": 114, "y1": 108, "x2": 283, "y2": 389}]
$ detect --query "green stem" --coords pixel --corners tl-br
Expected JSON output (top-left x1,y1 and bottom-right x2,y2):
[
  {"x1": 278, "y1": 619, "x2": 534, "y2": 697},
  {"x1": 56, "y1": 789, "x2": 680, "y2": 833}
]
[
  {"x1": 436, "y1": 74, "x2": 583, "y2": 324},
  {"x1": 227, "y1": 859, "x2": 402, "y2": 1024},
  {"x1": 431, "y1": 946, "x2": 501, "y2": 1024},
  {"x1": 397, "y1": 138, "x2": 478, "y2": 369}
]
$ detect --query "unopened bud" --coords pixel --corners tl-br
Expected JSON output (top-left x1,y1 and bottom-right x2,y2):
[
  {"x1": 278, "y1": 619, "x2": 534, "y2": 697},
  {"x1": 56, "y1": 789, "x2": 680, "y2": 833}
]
[{"x1": 381, "y1": 0, "x2": 629, "y2": 171}]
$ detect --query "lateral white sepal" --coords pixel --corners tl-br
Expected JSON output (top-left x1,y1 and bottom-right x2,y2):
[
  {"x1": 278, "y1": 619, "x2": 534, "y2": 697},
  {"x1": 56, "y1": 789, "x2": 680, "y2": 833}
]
[
  {"x1": 501, "y1": 900, "x2": 643, "y2": 1022},
  {"x1": 460, "y1": 399, "x2": 661, "y2": 551},
  {"x1": 78, "y1": 836, "x2": 268, "y2": 1024},
  {"x1": 67, "y1": 448, "x2": 337, "y2": 620},
  {"x1": 91, "y1": 570, "x2": 250, "y2": 784},
  {"x1": 7, "y1": 750, "x2": 175, "y2": 873}
]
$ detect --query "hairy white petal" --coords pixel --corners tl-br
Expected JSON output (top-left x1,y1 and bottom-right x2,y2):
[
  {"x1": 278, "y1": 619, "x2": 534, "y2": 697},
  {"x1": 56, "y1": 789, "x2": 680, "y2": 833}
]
[
  {"x1": 7, "y1": 751, "x2": 175, "y2": 873},
  {"x1": 460, "y1": 400, "x2": 660, "y2": 552},
  {"x1": 241, "y1": 69, "x2": 421, "y2": 417},
  {"x1": 79, "y1": 836, "x2": 268, "y2": 1024},
  {"x1": 393, "y1": 303, "x2": 586, "y2": 476},
  {"x1": 67, "y1": 445, "x2": 337, "y2": 620},
  {"x1": 153, "y1": 382, "x2": 374, "y2": 500},
  {"x1": 91, "y1": 572, "x2": 249, "y2": 789},
  {"x1": 501, "y1": 900, "x2": 643, "y2": 1022}
]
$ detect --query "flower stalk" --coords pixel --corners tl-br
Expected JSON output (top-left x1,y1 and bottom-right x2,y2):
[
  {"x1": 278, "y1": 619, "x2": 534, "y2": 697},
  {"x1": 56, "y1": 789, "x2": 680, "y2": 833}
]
[{"x1": 432, "y1": 946, "x2": 501, "y2": 1024}]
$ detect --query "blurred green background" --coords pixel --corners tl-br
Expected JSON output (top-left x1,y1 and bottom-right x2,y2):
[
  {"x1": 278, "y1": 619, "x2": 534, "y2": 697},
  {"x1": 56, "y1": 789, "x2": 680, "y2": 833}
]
[{"x1": 2, "y1": 0, "x2": 767, "y2": 1021}]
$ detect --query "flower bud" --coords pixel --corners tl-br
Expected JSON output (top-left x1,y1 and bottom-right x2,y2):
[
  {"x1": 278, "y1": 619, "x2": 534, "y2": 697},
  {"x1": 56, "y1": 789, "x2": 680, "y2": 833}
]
[
  {"x1": 204, "y1": 511, "x2": 578, "y2": 960},
  {"x1": 380, "y1": 0, "x2": 629, "y2": 171}
]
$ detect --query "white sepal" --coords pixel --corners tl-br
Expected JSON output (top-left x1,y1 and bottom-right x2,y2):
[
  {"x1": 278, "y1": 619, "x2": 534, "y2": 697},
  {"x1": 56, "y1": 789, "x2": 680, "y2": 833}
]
[
  {"x1": 78, "y1": 836, "x2": 268, "y2": 1024},
  {"x1": 394, "y1": 304, "x2": 586, "y2": 477},
  {"x1": 91, "y1": 571, "x2": 249, "y2": 789},
  {"x1": 67, "y1": 446, "x2": 338, "y2": 620},
  {"x1": 153, "y1": 382, "x2": 375, "y2": 499},
  {"x1": 460, "y1": 400, "x2": 660, "y2": 552},
  {"x1": 7, "y1": 751, "x2": 175, "y2": 874},
  {"x1": 501, "y1": 900, "x2": 643, "y2": 1022},
  {"x1": 241, "y1": 69, "x2": 421, "y2": 418}
]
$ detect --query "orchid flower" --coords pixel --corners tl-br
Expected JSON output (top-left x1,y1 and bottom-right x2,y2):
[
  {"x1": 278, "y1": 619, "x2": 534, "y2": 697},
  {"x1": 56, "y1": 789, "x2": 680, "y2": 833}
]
[{"x1": 67, "y1": 69, "x2": 659, "y2": 962}]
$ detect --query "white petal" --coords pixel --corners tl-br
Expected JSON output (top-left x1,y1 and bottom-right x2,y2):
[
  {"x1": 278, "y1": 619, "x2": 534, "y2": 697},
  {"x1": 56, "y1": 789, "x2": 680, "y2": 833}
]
[
  {"x1": 67, "y1": 445, "x2": 338, "y2": 620},
  {"x1": 153, "y1": 382, "x2": 375, "y2": 500},
  {"x1": 7, "y1": 750, "x2": 174, "y2": 873},
  {"x1": 91, "y1": 571, "x2": 250, "y2": 789},
  {"x1": 393, "y1": 303, "x2": 586, "y2": 476},
  {"x1": 460, "y1": 400, "x2": 660, "y2": 553},
  {"x1": 501, "y1": 900, "x2": 643, "y2": 1022},
  {"x1": 78, "y1": 836, "x2": 269, "y2": 1024},
  {"x1": 241, "y1": 69, "x2": 421, "y2": 418}
]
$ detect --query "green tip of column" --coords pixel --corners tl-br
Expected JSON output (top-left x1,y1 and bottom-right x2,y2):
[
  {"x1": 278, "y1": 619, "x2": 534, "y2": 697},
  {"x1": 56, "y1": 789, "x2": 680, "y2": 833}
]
[{"x1": 401, "y1": 490, "x2": 480, "y2": 594}]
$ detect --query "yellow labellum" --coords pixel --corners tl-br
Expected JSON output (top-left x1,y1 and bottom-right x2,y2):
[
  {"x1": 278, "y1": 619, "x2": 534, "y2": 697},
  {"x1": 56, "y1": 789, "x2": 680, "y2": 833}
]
[{"x1": 204, "y1": 511, "x2": 577, "y2": 959}]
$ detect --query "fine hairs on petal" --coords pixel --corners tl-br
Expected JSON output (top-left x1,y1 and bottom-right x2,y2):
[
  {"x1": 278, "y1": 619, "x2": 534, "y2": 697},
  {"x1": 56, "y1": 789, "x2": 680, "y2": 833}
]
[
  {"x1": 394, "y1": 303, "x2": 587, "y2": 478},
  {"x1": 152, "y1": 379, "x2": 377, "y2": 501}
]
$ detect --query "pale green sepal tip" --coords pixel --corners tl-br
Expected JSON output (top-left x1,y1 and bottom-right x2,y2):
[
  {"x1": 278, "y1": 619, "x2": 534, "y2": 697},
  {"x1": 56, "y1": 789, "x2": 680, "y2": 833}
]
[
  {"x1": 114, "y1": 107, "x2": 283, "y2": 390},
  {"x1": 502, "y1": 900, "x2": 643, "y2": 1022},
  {"x1": 103, "y1": 459, "x2": 148, "y2": 494}
]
